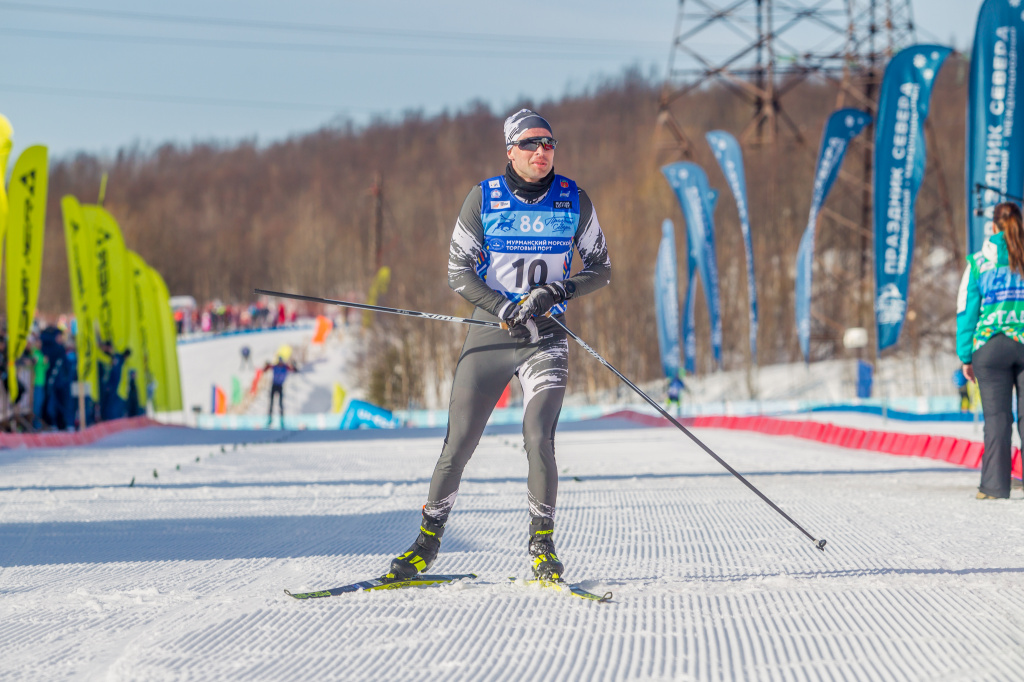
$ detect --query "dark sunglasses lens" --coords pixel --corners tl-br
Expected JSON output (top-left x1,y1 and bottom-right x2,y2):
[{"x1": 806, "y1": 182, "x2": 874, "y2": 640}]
[{"x1": 518, "y1": 137, "x2": 556, "y2": 151}]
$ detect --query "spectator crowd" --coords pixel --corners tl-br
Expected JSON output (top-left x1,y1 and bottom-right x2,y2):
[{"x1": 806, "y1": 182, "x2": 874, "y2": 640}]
[
  {"x1": 175, "y1": 299, "x2": 301, "y2": 335},
  {"x1": 0, "y1": 318, "x2": 145, "y2": 433}
]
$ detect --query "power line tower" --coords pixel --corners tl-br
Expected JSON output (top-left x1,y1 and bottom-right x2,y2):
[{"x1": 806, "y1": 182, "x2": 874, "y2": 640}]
[
  {"x1": 656, "y1": 1, "x2": 946, "y2": 366},
  {"x1": 658, "y1": 0, "x2": 916, "y2": 154}
]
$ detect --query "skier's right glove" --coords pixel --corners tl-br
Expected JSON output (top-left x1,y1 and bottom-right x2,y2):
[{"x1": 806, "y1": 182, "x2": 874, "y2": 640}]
[
  {"x1": 512, "y1": 282, "x2": 571, "y2": 326},
  {"x1": 500, "y1": 304, "x2": 540, "y2": 343}
]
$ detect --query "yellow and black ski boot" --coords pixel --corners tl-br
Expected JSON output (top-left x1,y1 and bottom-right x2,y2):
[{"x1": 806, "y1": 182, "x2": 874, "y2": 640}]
[
  {"x1": 528, "y1": 516, "x2": 565, "y2": 581},
  {"x1": 386, "y1": 512, "x2": 445, "y2": 580}
]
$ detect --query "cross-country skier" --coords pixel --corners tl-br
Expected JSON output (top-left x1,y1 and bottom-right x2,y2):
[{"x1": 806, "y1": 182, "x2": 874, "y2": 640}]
[
  {"x1": 386, "y1": 108, "x2": 611, "y2": 582},
  {"x1": 239, "y1": 345, "x2": 253, "y2": 370},
  {"x1": 667, "y1": 375, "x2": 685, "y2": 415},
  {"x1": 264, "y1": 355, "x2": 298, "y2": 428}
]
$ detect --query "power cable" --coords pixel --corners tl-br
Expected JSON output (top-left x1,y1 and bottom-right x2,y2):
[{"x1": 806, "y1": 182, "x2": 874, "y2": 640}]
[
  {"x1": 0, "y1": 1, "x2": 662, "y2": 52},
  {"x1": 0, "y1": 81, "x2": 355, "y2": 112},
  {"x1": 0, "y1": 26, "x2": 656, "y2": 61}
]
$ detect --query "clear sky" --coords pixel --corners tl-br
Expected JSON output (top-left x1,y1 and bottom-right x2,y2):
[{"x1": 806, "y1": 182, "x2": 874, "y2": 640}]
[{"x1": 0, "y1": 0, "x2": 984, "y2": 162}]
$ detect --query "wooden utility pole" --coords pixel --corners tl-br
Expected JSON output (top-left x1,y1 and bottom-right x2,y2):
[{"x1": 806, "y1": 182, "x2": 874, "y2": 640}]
[{"x1": 370, "y1": 172, "x2": 384, "y2": 272}]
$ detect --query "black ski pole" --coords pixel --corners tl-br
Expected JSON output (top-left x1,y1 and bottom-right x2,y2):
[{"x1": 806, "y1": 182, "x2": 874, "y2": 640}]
[
  {"x1": 257, "y1": 288, "x2": 827, "y2": 551},
  {"x1": 254, "y1": 289, "x2": 505, "y2": 330},
  {"x1": 548, "y1": 316, "x2": 828, "y2": 552}
]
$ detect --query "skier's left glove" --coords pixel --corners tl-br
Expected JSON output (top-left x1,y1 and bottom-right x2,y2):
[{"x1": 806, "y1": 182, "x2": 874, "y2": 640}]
[{"x1": 513, "y1": 281, "x2": 572, "y2": 327}]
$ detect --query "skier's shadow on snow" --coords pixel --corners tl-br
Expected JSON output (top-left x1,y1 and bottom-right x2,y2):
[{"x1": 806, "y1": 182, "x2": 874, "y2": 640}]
[{"x1": 0, "y1": 508, "x2": 480, "y2": 567}]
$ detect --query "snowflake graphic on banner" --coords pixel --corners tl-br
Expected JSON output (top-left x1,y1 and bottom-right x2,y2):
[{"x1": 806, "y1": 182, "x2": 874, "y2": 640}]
[{"x1": 876, "y1": 284, "x2": 907, "y2": 326}]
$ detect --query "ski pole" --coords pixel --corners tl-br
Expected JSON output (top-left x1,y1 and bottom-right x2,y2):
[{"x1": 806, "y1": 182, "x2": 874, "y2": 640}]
[
  {"x1": 254, "y1": 289, "x2": 505, "y2": 329},
  {"x1": 548, "y1": 316, "x2": 828, "y2": 552},
  {"x1": 256, "y1": 288, "x2": 826, "y2": 551}
]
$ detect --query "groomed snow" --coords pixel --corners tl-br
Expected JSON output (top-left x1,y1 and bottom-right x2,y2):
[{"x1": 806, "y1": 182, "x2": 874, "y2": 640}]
[{"x1": 2, "y1": 420, "x2": 1023, "y2": 680}]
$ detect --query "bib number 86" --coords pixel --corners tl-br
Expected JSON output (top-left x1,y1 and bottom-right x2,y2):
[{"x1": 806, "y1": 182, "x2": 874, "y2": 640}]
[{"x1": 520, "y1": 216, "x2": 545, "y2": 233}]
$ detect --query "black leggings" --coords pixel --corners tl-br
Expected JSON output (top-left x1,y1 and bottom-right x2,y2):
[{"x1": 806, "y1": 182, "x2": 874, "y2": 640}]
[
  {"x1": 268, "y1": 384, "x2": 284, "y2": 420},
  {"x1": 424, "y1": 310, "x2": 568, "y2": 523},
  {"x1": 972, "y1": 334, "x2": 1024, "y2": 498}
]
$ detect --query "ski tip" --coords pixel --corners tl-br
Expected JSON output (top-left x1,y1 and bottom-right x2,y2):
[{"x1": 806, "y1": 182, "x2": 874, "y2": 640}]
[{"x1": 816, "y1": 538, "x2": 827, "y2": 551}]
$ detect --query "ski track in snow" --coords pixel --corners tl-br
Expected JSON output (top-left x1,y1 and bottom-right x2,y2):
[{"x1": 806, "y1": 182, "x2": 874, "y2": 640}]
[{"x1": 2, "y1": 427, "x2": 1024, "y2": 680}]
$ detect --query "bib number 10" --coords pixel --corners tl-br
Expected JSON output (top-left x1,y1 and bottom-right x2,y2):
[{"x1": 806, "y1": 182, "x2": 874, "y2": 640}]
[
  {"x1": 512, "y1": 258, "x2": 548, "y2": 288},
  {"x1": 521, "y1": 216, "x2": 545, "y2": 233}
]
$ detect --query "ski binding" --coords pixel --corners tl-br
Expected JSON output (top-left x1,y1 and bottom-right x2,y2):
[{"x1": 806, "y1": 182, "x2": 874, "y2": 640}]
[{"x1": 509, "y1": 576, "x2": 613, "y2": 603}]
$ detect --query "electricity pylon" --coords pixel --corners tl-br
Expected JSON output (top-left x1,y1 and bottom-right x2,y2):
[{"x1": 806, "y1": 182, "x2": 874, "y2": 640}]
[{"x1": 656, "y1": 1, "x2": 947, "y2": 366}]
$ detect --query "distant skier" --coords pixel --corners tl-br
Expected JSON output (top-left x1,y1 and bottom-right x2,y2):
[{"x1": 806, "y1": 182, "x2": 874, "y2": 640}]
[
  {"x1": 385, "y1": 108, "x2": 611, "y2": 583},
  {"x1": 239, "y1": 345, "x2": 253, "y2": 370},
  {"x1": 951, "y1": 368, "x2": 969, "y2": 413},
  {"x1": 667, "y1": 375, "x2": 685, "y2": 415},
  {"x1": 264, "y1": 355, "x2": 298, "y2": 428}
]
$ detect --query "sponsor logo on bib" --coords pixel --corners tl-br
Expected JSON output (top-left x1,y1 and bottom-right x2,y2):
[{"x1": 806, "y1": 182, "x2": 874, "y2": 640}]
[
  {"x1": 554, "y1": 201, "x2": 572, "y2": 209},
  {"x1": 488, "y1": 179, "x2": 500, "y2": 188},
  {"x1": 490, "y1": 201, "x2": 511, "y2": 210},
  {"x1": 490, "y1": 189, "x2": 502, "y2": 199}
]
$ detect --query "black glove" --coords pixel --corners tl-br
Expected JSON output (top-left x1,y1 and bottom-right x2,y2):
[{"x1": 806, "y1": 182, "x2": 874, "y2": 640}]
[
  {"x1": 513, "y1": 281, "x2": 571, "y2": 327},
  {"x1": 501, "y1": 304, "x2": 540, "y2": 343}
]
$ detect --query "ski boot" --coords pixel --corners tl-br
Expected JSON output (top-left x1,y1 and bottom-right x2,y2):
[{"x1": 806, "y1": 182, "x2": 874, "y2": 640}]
[
  {"x1": 528, "y1": 516, "x2": 565, "y2": 581},
  {"x1": 386, "y1": 512, "x2": 445, "y2": 580}
]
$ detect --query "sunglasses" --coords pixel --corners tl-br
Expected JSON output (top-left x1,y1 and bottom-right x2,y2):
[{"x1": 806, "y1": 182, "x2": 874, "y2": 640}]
[{"x1": 513, "y1": 136, "x2": 557, "y2": 151}]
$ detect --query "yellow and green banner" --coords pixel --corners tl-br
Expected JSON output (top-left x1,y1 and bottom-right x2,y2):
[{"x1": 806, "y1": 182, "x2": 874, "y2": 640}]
[
  {"x1": 363, "y1": 265, "x2": 391, "y2": 328},
  {"x1": 82, "y1": 205, "x2": 132, "y2": 398},
  {"x1": 81, "y1": 206, "x2": 130, "y2": 352},
  {"x1": 126, "y1": 250, "x2": 149, "y2": 407},
  {"x1": 0, "y1": 115, "x2": 13, "y2": 267},
  {"x1": 331, "y1": 383, "x2": 347, "y2": 413},
  {"x1": 131, "y1": 252, "x2": 163, "y2": 410},
  {"x1": 5, "y1": 145, "x2": 48, "y2": 400},
  {"x1": 61, "y1": 196, "x2": 100, "y2": 400},
  {"x1": 149, "y1": 267, "x2": 182, "y2": 411}
]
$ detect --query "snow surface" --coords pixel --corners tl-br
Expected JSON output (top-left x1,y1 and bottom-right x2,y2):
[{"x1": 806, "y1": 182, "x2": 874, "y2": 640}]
[
  {"x1": 3, "y1": 327, "x2": 1023, "y2": 680},
  {"x1": 3, "y1": 420, "x2": 1024, "y2": 680}
]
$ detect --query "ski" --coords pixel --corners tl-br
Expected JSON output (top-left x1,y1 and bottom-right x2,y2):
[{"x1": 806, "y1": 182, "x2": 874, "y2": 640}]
[
  {"x1": 509, "y1": 577, "x2": 613, "y2": 603},
  {"x1": 285, "y1": 573, "x2": 477, "y2": 599}
]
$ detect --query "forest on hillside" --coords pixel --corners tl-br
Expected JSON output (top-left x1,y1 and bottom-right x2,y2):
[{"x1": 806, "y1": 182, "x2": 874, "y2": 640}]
[{"x1": 36, "y1": 63, "x2": 970, "y2": 409}]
